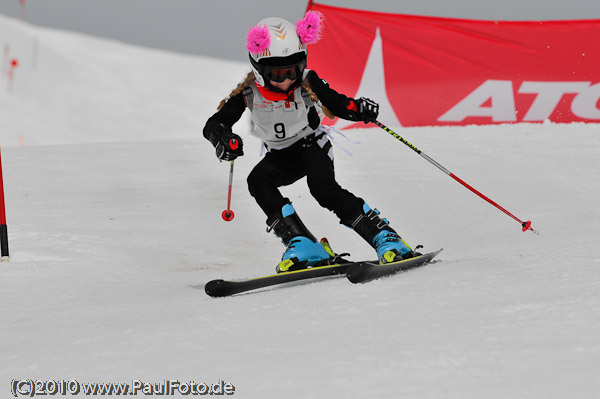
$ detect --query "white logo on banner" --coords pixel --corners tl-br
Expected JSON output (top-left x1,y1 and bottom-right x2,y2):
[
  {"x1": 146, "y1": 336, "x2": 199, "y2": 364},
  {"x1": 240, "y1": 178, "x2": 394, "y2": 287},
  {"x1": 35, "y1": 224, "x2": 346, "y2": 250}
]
[
  {"x1": 334, "y1": 27, "x2": 402, "y2": 129},
  {"x1": 439, "y1": 80, "x2": 600, "y2": 122}
]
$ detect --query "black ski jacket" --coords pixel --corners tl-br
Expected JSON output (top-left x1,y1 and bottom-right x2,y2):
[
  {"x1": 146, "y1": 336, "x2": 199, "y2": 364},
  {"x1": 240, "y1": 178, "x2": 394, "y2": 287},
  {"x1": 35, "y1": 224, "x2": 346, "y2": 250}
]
[{"x1": 203, "y1": 70, "x2": 354, "y2": 140}]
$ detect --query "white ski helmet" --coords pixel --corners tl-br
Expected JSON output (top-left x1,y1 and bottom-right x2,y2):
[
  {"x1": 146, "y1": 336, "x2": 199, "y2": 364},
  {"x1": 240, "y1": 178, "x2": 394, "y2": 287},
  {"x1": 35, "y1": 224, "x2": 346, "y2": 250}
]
[{"x1": 246, "y1": 17, "x2": 308, "y2": 89}]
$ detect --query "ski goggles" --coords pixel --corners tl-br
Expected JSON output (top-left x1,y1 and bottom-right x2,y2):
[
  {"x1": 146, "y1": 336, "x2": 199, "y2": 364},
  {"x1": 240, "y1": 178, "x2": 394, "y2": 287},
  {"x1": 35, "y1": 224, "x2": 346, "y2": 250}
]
[{"x1": 263, "y1": 62, "x2": 305, "y2": 83}]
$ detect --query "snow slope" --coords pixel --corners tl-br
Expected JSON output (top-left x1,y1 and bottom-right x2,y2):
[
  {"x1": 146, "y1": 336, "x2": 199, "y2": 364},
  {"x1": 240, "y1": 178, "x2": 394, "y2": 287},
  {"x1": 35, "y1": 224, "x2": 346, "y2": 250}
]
[{"x1": 1, "y1": 14, "x2": 600, "y2": 399}]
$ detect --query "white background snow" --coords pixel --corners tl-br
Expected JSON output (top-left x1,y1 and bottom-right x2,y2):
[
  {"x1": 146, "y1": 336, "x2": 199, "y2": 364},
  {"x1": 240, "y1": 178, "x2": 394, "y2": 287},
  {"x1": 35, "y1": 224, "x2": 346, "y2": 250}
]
[{"x1": 1, "y1": 14, "x2": 599, "y2": 399}]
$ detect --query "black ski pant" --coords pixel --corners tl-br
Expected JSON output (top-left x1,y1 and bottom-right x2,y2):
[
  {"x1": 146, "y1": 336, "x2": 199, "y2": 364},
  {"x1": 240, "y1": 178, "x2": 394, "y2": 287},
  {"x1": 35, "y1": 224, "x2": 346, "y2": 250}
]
[{"x1": 247, "y1": 135, "x2": 363, "y2": 224}]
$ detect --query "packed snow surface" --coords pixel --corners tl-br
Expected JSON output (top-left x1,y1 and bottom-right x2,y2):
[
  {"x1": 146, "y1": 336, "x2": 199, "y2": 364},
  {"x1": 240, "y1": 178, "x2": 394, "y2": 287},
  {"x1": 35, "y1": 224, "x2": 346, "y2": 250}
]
[{"x1": 1, "y1": 14, "x2": 599, "y2": 399}]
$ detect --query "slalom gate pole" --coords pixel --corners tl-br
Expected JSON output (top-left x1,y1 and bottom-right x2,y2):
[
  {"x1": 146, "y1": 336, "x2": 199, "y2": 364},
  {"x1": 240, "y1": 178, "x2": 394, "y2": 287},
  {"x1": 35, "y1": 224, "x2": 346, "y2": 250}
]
[
  {"x1": 0, "y1": 147, "x2": 10, "y2": 260},
  {"x1": 221, "y1": 160, "x2": 235, "y2": 222},
  {"x1": 374, "y1": 121, "x2": 538, "y2": 235}
]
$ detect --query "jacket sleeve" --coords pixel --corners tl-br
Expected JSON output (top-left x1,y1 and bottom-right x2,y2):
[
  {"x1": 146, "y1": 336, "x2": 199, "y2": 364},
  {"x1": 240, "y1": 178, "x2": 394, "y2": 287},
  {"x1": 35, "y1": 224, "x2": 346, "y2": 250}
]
[
  {"x1": 304, "y1": 70, "x2": 354, "y2": 119},
  {"x1": 203, "y1": 93, "x2": 246, "y2": 146}
]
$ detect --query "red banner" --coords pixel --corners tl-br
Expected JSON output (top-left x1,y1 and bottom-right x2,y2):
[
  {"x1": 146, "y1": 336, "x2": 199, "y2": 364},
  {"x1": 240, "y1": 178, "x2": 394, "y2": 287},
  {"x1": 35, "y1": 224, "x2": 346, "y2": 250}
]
[{"x1": 307, "y1": 3, "x2": 600, "y2": 127}]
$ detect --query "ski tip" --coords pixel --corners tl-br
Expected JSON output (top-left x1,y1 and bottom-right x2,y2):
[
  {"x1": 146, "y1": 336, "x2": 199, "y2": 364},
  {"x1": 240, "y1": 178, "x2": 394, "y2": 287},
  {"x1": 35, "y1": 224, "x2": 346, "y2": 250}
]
[
  {"x1": 205, "y1": 279, "x2": 225, "y2": 297},
  {"x1": 347, "y1": 249, "x2": 443, "y2": 284},
  {"x1": 346, "y1": 262, "x2": 373, "y2": 284}
]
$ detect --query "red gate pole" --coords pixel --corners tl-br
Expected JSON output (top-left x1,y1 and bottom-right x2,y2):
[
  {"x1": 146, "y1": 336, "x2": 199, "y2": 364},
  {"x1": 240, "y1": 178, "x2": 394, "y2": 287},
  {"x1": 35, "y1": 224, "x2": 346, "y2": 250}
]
[
  {"x1": 19, "y1": 0, "x2": 26, "y2": 21},
  {"x1": 0, "y1": 146, "x2": 10, "y2": 261}
]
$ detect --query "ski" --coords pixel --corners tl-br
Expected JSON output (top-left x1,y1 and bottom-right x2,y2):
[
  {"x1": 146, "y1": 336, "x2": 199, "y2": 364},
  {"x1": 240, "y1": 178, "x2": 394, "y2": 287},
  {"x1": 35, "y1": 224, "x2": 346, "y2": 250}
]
[
  {"x1": 346, "y1": 249, "x2": 443, "y2": 284},
  {"x1": 205, "y1": 261, "x2": 354, "y2": 297},
  {"x1": 205, "y1": 249, "x2": 443, "y2": 296}
]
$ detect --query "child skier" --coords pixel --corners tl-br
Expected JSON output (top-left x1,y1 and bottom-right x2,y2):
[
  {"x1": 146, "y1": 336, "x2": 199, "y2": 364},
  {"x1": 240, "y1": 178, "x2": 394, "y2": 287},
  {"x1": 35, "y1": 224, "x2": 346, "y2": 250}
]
[{"x1": 203, "y1": 12, "x2": 417, "y2": 272}]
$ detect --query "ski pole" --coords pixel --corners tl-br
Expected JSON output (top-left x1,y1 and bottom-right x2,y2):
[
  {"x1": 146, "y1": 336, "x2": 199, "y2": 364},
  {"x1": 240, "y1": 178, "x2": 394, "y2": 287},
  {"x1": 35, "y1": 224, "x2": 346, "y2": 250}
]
[
  {"x1": 222, "y1": 159, "x2": 235, "y2": 222},
  {"x1": 374, "y1": 121, "x2": 538, "y2": 235}
]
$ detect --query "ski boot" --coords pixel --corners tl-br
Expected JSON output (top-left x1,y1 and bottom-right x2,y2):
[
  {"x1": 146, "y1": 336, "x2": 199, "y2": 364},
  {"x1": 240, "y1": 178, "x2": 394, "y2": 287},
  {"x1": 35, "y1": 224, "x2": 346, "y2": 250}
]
[
  {"x1": 267, "y1": 203, "x2": 333, "y2": 273},
  {"x1": 343, "y1": 201, "x2": 417, "y2": 264}
]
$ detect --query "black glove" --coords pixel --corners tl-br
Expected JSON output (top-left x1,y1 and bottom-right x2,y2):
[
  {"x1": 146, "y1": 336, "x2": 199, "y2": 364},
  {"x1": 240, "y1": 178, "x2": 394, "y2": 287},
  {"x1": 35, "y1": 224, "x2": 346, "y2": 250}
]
[
  {"x1": 346, "y1": 97, "x2": 379, "y2": 124},
  {"x1": 208, "y1": 123, "x2": 244, "y2": 161},
  {"x1": 215, "y1": 133, "x2": 243, "y2": 161}
]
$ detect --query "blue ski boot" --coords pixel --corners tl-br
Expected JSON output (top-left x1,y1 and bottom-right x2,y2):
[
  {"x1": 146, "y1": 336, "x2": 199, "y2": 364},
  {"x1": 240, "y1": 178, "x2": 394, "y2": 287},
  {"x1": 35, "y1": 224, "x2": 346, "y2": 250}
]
[
  {"x1": 343, "y1": 202, "x2": 416, "y2": 264},
  {"x1": 267, "y1": 203, "x2": 333, "y2": 273}
]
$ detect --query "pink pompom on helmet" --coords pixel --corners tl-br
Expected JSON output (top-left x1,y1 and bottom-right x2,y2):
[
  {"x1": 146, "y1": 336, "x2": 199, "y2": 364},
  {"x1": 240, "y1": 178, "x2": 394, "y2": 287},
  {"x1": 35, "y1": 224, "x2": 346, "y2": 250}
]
[
  {"x1": 245, "y1": 13, "x2": 324, "y2": 89},
  {"x1": 246, "y1": 25, "x2": 271, "y2": 54},
  {"x1": 296, "y1": 11, "x2": 323, "y2": 45}
]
